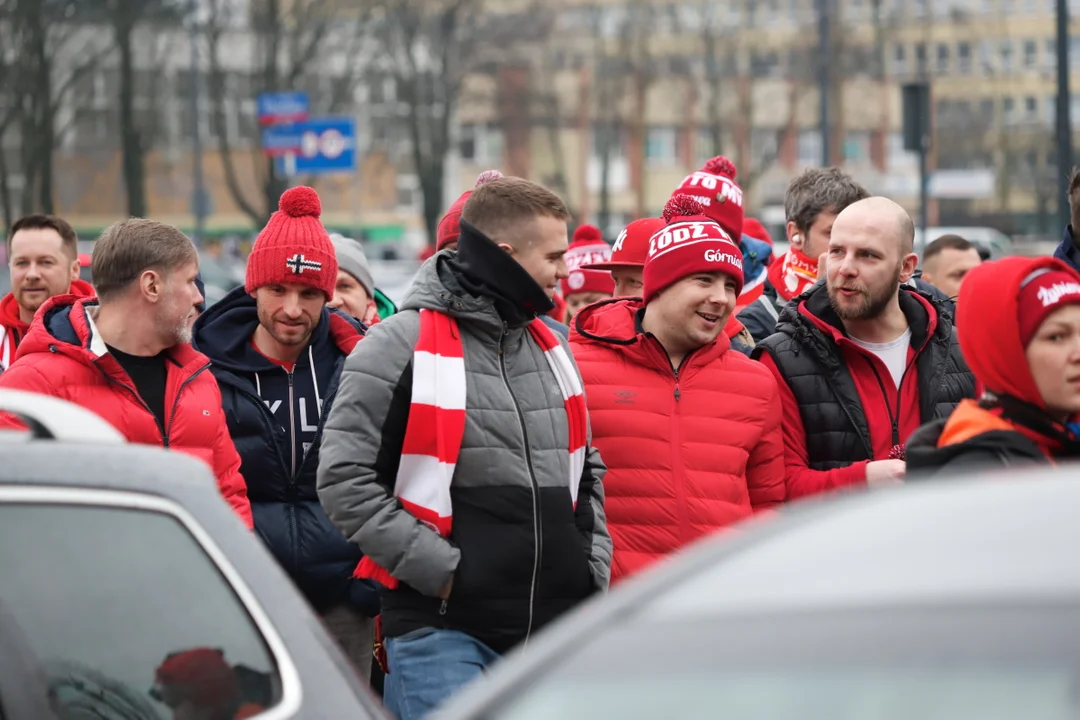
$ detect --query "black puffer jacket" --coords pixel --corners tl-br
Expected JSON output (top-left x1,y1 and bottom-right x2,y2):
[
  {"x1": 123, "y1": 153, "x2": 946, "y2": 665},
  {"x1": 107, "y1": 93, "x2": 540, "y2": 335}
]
[{"x1": 753, "y1": 283, "x2": 974, "y2": 470}]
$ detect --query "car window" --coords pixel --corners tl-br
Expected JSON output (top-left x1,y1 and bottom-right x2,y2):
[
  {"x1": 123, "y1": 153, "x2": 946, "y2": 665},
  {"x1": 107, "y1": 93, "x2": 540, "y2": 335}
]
[
  {"x1": 0, "y1": 503, "x2": 281, "y2": 719},
  {"x1": 484, "y1": 606, "x2": 1080, "y2": 720}
]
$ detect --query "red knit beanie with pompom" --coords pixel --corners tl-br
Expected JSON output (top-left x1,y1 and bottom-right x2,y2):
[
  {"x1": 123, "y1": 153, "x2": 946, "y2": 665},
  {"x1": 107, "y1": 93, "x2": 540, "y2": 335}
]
[
  {"x1": 245, "y1": 186, "x2": 338, "y2": 299},
  {"x1": 670, "y1": 155, "x2": 745, "y2": 240}
]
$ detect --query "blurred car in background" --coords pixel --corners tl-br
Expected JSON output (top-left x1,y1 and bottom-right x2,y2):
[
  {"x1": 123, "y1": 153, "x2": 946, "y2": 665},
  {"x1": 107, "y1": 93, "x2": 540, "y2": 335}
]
[
  {"x1": 0, "y1": 391, "x2": 387, "y2": 719},
  {"x1": 437, "y1": 471, "x2": 1080, "y2": 720}
]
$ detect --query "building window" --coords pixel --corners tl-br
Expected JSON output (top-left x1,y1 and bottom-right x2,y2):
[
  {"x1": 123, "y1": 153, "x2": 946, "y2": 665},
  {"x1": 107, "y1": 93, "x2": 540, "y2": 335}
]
[
  {"x1": 1001, "y1": 40, "x2": 1014, "y2": 72},
  {"x1": 1024, "y1": 95, "x2": 1038, "y2": 122},
  {"x1": 957, "y1": 42, "x2": 972, "y2": 73},
  {"x1": 843, "y1": 131, "x2": 872, "y2": 164},
  {"x1": 1046, "y1": 95, "x2": 1057, "y2": 126},
  {"x1": 1003, "y1": 97, "x2": 1015, "y2": 124},
  {"x1": 645, "y1": 126, "x2": 678, "y2": 166},
  {"x1": 979, "y1": 97, "x2": 995, "y2": 121},
  {"x1": 936, "y1": 43, "x2": 949, "y2": 74},
  {"x1": 798, "y1": 130, "x2": 823, "y2": 166},
  {"x1": 1023, "y1": 39, "x2": 1038, "y2": 68},
  {"x1": 915, "y1": 42, "x2": 927, "y2": 71},
  {"x1": 893, "y1": 43, "x2": 908, "y2": 75},
  {"x1": 459, "y1": 123, "x2": 503, "y2": 164}
]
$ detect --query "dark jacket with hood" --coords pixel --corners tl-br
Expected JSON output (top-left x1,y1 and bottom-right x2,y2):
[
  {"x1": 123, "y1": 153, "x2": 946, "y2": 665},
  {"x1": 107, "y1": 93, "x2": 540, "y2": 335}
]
[
  {"x1": 191, "y1": 287, "x2": 377, "y2": 614},
  {"x1": 317, "y1": 220, "x2": 611, "y2": 655},
  {"x1": 754, "y1": 282, "x2": 975, "y2": 499},
  {"x1": 908, "y1": 257, "x2": 1080, "y2": 477},
  {"x1": 1054, "y1": 225, "x2": 1080, "y2": 274}
]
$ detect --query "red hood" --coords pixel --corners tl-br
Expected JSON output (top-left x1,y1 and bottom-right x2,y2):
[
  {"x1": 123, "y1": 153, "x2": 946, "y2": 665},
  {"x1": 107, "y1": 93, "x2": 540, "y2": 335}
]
[
  {"x1": 570, "y1": 296, "x2": 731, "y2": 367},
  {"x1": 16, "y1": 293, "x2": 209, "y2": 372},
  {"x1": 956, "y1": 256, "x2": 1078, "y2": 409},
  {"x1": 796, "y1": 284, "x2": 940, "y2": 354},
  {"x1": 0, "y1": 278, "x2": 94, "y2": 338}
]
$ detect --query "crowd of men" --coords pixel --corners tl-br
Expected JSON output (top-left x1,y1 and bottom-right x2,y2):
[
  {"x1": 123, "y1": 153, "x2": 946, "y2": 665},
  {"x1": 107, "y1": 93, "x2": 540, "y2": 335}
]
[{"x1": 4, "y1": 159, "x2": 1080, "y2": 720}]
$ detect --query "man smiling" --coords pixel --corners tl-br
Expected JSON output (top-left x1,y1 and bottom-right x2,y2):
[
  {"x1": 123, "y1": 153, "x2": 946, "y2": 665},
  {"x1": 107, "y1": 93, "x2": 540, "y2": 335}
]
[
  {"x1": 1, "y1": 214, "x2": 94, "y2": 371},
  {"x1": 754, "y1": 197, "x2": 974, "y2": 501},
  {"x1": 570, "y1": 195, "x2": 784, "y2": 583}
]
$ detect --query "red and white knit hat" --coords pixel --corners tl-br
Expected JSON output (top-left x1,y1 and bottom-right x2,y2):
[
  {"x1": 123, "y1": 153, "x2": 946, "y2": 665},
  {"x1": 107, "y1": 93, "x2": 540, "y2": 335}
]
[
  {"x1": 1017, "y1": 267, "x2": 1080, "y2": 346},
  {"x1": 670, "y1": 156, "x2": 744, "y2": 240},
  {"x1": 245, "y1": 186, "x2": 337, "y2": 298},
  {"x1": 642, "y1": 196, "x2": 744, "y2": 304},
  {"x1": 436, "y1": 170, "x2": 503, "y2": 250},
  {"x1": 560, "y1": 224, "x2": 615, "y2": 296}
]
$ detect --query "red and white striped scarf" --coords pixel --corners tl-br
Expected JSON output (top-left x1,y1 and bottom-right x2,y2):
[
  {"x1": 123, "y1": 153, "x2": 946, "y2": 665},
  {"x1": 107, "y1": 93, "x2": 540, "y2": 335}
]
[{"x1": 356, "y1": 309, "x2": 587, "y2": 589}]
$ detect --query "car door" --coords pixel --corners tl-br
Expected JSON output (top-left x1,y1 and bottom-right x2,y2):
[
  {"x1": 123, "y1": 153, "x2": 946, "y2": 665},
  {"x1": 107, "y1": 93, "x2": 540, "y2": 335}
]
[{"x1": 0, "y1": 485, "x2": 303, "y2": 719}]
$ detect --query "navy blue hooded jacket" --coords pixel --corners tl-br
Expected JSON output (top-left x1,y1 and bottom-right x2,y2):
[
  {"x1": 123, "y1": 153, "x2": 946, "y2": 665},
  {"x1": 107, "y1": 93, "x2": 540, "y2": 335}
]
[
  {"x1": 1054, "y1": 225, "x2": 1080, "y2": 274},
  {"x1": 192, "y1": 286, "x2": 378, "y2": 614}
]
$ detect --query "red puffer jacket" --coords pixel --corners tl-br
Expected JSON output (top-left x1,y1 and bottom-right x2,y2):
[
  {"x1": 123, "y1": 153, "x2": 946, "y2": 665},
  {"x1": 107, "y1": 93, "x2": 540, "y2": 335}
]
[
  {"x1": 570, "y1": 298, "x2": 785, "y2": 583},
  {"x1": 0, "y1": 295, "x2": 253, "y2": 528}
]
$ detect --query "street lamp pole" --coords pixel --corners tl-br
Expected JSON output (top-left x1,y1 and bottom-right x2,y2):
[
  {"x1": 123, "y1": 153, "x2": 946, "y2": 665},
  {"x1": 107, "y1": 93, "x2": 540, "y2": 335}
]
[{"x1": 1056, "y1": 0, "x2": 1073, "y2": 231}]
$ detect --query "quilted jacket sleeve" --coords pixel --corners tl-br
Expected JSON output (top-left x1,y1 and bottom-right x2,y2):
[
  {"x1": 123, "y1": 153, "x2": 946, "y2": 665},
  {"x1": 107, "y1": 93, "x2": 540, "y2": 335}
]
[
  {"x1": 745, "y1": 366, "x2": 786, "y2": 510},
  {"x1": 757, "y1": 351, "x2": 869, "y2": 499},
  {"x1": 0, "y1": 360, "x2": 62, "y2": 429},
  {"x1": 317, "y1": 313, "x2": 461, "y2": 598}
]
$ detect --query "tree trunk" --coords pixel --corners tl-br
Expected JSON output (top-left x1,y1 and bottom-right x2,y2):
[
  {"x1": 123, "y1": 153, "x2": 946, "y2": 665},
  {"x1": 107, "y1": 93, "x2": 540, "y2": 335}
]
[{"x1": 116, "y1": 15, "x2": 146, "y2": 217}]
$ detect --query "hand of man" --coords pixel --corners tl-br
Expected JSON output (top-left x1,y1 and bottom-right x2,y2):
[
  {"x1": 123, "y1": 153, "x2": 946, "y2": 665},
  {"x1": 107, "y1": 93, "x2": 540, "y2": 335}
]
[{"x1": 866, "y1": 459, "x2": 906, "y2": 488}]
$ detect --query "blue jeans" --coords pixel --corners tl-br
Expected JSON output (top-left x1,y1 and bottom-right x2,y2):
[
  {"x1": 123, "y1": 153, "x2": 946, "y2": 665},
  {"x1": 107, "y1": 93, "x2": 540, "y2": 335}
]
[{"x1": 383, "y1": 628, "x2": 500, "y2": 719}]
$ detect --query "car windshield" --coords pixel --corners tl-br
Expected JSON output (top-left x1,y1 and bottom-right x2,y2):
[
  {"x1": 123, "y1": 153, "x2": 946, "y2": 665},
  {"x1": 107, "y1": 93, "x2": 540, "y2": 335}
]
[
  {"x1": 488, "y1": 605, "x2": 1080, "y2": 720},
  {"x1": 0, "y1": 502, "x2": 282, "y2": 718}
]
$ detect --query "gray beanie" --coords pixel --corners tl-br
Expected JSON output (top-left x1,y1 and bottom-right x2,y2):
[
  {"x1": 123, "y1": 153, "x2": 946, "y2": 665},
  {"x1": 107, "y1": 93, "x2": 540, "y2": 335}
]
[{"x1": 329, "y1": 233, "x2": 375, "y2": 298}]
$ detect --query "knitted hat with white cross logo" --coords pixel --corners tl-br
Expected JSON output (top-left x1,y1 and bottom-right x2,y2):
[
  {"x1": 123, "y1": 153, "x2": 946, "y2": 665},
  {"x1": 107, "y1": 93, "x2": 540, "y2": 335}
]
[{"x1": 245, "y1": 186, "x2": 338, "y2": 299}]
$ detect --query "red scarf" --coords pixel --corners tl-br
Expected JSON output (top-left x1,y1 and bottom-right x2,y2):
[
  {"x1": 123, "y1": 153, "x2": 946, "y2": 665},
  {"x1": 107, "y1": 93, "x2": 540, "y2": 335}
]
[
  {"x1": 355, "y1": 308, "x2": 588, "y2": 589},
  {"x1": 766, "y1": 247, "x2": 819, "y2": 302}
]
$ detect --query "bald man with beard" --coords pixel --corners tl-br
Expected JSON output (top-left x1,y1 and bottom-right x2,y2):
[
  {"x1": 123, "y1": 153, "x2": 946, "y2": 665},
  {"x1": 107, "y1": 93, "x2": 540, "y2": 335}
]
[{"x1": 753, "y1": 197, "x2": 975, "y2": 501}]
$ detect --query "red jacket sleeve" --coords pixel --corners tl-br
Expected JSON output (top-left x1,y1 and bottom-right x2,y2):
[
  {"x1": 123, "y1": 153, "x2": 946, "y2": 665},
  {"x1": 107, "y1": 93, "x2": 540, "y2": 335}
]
[
  {"x1": 0, "y1": 362, "x2": 60, "y2": 429},
  {"x1": 757, "y1": 351, "x2": 868, "y2": 500},
  {"x1": 746, "y1": 371, "x2": 785, "y2": 510},
  {"x1": 208, "y1": 386, "x2": 253, "y2": 529}
]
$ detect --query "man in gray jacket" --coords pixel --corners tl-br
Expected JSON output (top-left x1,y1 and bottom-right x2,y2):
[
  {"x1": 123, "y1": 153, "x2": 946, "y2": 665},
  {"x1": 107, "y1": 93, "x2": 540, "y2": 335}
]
[{"x1": 318, "y1": 176, "x2": 611, "y2": 719}]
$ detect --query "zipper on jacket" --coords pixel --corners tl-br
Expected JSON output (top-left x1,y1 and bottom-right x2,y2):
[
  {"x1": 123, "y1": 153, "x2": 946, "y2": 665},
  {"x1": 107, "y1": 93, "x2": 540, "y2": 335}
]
[
  {"x1": 163, "y1": 364, "x2": 211, "y2": 440},
  {"x1": 670, "y1": 366, "x2": 689, "y2": 541},
  {"x1": 439, "y1": 598, "x2": 448, "y2": 616},
  {"x1": 865, "y1": 353, "x2": 920, "y2": 448},
  {"x1": 96, "y1": 361, "x2": 210, "y2": 448},
  {"x1": 287, "y1": 369, "x2": 297, "y2": 477},
  {"x1": 499, "y1": 324, "x2": 542, "y2": 645}
]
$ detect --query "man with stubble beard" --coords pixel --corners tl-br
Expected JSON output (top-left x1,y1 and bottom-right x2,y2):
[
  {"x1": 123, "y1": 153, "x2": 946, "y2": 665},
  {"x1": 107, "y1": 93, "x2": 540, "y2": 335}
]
[
  {"x1": 0, "y1": 217, "x2": 252, "y2": 526},
  {"x1": 753, "y1": 197, "x2": 975, "y2": 501},
  {"x1": 191, "y1": 187, "x2": 377, "y2": 679}
]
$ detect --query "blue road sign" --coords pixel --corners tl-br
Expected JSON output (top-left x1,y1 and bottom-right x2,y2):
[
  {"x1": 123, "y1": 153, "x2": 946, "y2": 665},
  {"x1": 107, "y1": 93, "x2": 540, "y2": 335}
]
[
  {"x1": 261, "y1": 123, "x2": 303, "y2": 157},
  {"x1": 275, "y1": 117, "x2": 357, "y2": 176},
  {"x1": 257, "y1": 91, "x2": 309, "y2": 126}
]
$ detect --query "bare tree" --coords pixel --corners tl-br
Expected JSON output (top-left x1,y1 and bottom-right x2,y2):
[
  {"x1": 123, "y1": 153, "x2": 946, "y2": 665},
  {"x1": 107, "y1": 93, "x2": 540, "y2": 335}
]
[
  {"x1": 369, "y1": 0, "x2": 498, "y2": 245},
  {"x1": 105, "y1": 0, "x2": 185, "y2": 217},
  {"x1": 205, "y1": 0, "x2": 366, "y2": 227},
  {"x1": 0, "y1": 0, "x2": 108, "y2": 223}
]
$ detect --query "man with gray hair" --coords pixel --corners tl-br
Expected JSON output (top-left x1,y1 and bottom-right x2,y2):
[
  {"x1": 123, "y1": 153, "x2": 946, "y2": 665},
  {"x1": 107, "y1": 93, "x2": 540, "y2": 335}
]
[
  {"x1": 739, "y1": 167, "x2": 870, "y2": 343},
  {"x1": 753, "y1": 197, "x2": 974, "y2": 501},
  {"x1": 0, "y1": 218, "x2": 252, "y2": 526}
]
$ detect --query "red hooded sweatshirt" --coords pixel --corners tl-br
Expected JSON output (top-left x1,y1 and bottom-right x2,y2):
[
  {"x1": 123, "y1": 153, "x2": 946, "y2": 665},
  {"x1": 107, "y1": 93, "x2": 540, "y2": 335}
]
[
  {"x1": 0, "y1": 279, "x2": 95, "y2": 371},
  {"x1": 938, "y1": 256, "x2": 1080, "y2": 457}
]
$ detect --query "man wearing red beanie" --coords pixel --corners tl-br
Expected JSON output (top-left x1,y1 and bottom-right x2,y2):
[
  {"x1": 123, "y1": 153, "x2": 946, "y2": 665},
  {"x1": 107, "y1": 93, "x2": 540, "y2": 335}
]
[
  {"x1": 570, "y1": 195, "x2": 784, "y2": 583},
  {"x1": 581, "y1": 217, "x2": 665, "y2": 298},
  {"x1": 908, "y1": 257, "x2": 1080, "y2": 473},
  {"x1": 191, "y1": 187, "x2": 376, "y2": 678},
  {"x1": 560, "y1": 224, "x2": 615, "y2": 321},
  {"x1": 754, "y1": 196, "x2": 975, "y2": 501},
  {"x1": 435, "y1": 170, "x2": 503, "y2": 252}
]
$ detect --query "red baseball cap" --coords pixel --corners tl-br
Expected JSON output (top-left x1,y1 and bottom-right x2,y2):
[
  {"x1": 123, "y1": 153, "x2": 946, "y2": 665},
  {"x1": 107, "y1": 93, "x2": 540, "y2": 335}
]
[{"x1": 581, "y1": 217, "x2": 666, "y2": 271}]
